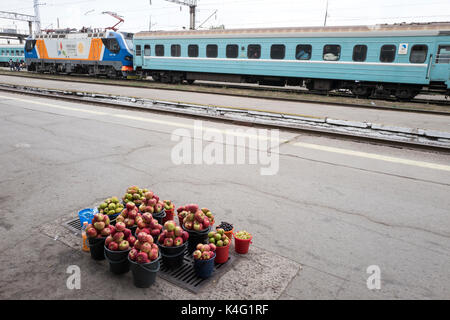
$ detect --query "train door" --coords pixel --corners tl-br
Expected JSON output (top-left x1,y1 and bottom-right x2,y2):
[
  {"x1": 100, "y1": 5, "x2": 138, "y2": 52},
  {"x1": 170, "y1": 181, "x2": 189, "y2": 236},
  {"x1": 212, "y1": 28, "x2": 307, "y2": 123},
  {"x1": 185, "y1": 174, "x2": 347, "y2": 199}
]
[
  {"x1": 134, "y1": 45, "x2": 142, "y2": 68},
  {"x1": 430, "y1": 44, "x2": 450, "y2": 83}
]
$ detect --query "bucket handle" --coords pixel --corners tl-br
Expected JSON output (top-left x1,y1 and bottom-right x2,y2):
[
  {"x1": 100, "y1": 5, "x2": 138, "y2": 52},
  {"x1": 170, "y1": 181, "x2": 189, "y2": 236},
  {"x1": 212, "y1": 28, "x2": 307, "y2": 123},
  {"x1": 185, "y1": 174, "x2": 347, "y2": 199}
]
[
  {"x1": 104, "y1": 254, "x2": 129, "y2": 264},
  {"x1": 140, "y1": 263, "x2": 161, "y2": 273}
]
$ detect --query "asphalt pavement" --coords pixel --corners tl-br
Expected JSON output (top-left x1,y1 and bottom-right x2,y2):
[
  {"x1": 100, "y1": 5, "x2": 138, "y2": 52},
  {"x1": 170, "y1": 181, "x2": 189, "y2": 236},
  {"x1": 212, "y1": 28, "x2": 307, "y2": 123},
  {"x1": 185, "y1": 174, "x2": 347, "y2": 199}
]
[{"x1": 0, "y1": 91, "x2": 449, "y2": 299}]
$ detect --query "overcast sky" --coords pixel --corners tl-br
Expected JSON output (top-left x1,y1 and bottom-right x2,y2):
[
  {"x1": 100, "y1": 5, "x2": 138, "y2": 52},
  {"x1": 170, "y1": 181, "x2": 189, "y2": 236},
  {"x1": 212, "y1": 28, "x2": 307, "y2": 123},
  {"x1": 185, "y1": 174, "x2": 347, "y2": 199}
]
[{"x1": 1, "y1": 0, "x2": 450, "y2": 39}]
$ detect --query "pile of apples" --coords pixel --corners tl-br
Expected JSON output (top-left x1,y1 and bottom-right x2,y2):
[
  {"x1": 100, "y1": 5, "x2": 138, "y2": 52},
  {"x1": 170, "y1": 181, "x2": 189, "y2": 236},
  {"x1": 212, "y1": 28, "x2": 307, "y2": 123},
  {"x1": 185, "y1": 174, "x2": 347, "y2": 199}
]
[
  {"x1": 163, "y1": 200, "x2": 174, "y2": 213},
  {"x1": 97, "y1": 197, "x2": 124, "y2": 217},
  {"x1": 158, "y1": 221, "x2": 189, "y2": 247},
  {"x1": 104, "y1": 221, "x2": 136, "y2": 252},
  {"x1": 116, "y1": 202, "x2": 140, "y2": 228},
  {"x1": 129, "y1": 232, "x2": 159, "y2": 264},
  {"x1": 138, "y1": 190, "x2": 165, "y2": 215},
  {"x1": 208, "y1": 228, "x2": 230, "y2": 247},
  {"x1": 135, "y1": 212, "x2": 163, "y2": 238},
  {"x1": 86, "y1": 213, "x2": 111, "y2": 238},
  {"x1": 122, "y1": 186, "x2": 148, "y2": 207},
  {"x1": 193, "y1": 243, "x2": 216, "y2": 261},
  {"x1": 178, "y1": 204, "x2": 215, "y2": 232}
]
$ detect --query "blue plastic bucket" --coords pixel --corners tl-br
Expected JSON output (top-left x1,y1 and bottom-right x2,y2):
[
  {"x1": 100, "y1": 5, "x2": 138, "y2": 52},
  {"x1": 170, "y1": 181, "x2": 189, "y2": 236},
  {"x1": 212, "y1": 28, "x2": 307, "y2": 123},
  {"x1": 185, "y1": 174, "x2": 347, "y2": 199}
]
[
  {"x1": 193, "y1": 253, "x2": 216, "y2": 279},
  {"x1": 78, "y1": 208, "x2": 96, "y2": 225}
]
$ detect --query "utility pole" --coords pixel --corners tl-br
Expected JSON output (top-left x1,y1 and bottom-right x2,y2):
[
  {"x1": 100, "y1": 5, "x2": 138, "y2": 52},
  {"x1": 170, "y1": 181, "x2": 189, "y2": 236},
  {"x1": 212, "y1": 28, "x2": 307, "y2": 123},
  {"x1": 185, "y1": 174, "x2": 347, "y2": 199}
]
[
  {"x1": 164, "y1": 0, "x2": 197, "y2": 30},
  {"x1": 324, "y1": 0, "x2": 329, "y2": 27},
  {"x1": 33, "y1": 0, "x2": 42, "y2": 33}
]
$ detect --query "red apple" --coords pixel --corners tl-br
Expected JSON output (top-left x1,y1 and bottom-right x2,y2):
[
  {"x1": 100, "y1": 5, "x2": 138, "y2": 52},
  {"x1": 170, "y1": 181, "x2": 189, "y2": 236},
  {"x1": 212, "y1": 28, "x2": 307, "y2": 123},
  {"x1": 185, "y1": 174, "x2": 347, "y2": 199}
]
[
  {"x1": 174, "y1": 237, "x2": 183, "y2": 246},
  {"x1": 115, "y1": 221, "x2": 126, "y2": 232},
  {"x1": 193, "y1": 250, "x2": 202, "y2": 260},
  {"x1": 164, "y1": 238, "x2": 174, "y2": 247}
]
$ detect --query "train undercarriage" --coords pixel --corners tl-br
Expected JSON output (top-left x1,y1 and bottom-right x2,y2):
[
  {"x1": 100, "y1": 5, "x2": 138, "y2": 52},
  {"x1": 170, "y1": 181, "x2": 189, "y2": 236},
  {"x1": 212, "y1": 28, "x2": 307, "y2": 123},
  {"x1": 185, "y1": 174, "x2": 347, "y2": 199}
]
[
  {"x1": 27, "y1": 62, "x2": 124, "y2": 79},
  {"x1": 140, "y1": 69, "x2": 437, "y2": 101}
]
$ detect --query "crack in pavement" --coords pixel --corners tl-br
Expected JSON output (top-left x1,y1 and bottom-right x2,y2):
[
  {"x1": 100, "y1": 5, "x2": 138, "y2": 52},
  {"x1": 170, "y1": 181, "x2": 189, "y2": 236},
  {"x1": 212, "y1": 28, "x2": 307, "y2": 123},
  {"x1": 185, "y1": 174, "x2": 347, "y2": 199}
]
[{"x1": 278, "y1": 150, "x2": 450, "y2": 187}]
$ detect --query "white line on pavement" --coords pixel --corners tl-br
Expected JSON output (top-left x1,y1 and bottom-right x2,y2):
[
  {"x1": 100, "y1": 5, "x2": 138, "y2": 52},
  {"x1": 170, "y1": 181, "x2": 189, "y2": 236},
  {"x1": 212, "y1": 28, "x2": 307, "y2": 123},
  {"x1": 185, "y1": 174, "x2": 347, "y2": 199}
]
[{"x1": 2, "y1": 94, "x2": 450, "y2": 172}]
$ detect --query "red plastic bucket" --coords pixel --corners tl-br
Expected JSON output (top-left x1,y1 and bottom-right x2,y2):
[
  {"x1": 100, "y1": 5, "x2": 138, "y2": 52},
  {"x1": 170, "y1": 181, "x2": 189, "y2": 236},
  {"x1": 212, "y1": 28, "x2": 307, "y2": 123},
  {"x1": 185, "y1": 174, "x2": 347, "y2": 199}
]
[
  {"x1": 178, "y1": 214, "x2": 184, "y2": 227},
  {"x1": 214, "y1": 244, "x2": 230, "y2": 264},
  {"x1": 233, "y1": 234, "x2": 252, "y2": 254},
  {"x1": 163, "y1": 209, "x2": 174, "y2": 224}
]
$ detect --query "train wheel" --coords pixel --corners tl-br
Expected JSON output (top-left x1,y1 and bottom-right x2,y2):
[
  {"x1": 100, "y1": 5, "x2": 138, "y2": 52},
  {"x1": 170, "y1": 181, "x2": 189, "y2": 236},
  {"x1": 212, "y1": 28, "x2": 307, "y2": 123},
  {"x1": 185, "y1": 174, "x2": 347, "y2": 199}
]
[
  {"x1": 186, "y1": 80, "x2": 195, "y2": 85},
  {"x1": 351, "y1": 86, "x2": 372, "y2": 98},
  {"x1": 395, "y1": 87, "x2": 418, "y2": 101}
]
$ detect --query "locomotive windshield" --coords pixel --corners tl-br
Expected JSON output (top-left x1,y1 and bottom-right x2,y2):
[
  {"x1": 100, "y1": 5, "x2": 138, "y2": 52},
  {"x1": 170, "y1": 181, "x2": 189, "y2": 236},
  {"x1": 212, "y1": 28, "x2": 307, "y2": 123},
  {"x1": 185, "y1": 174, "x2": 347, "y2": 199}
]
[{"x1": 121, "y1": 32, "x2": 134, "y2": 52}]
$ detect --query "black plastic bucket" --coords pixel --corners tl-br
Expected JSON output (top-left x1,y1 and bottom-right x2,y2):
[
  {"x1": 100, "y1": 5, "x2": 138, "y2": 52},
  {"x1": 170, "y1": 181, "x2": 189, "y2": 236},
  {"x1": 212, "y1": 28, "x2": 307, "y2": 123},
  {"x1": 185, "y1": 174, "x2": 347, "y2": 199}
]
[
  {"x1": 152, "y1": 209, "x2": 166, "y2": 225},
  {"x1": 128, "y1": 254, "x2": 161, "y2": 288},
  {"x1": 161, "y1": 250, "x2": 185, "y2": 269},
  {"x1": 88, "y1": 237, "x2": 106, "y2": 260},
  {"x1": 157, "y1": 241, "x2": 187, "y2": 256},
  {"x1": 104, "y1": 246, "x2": 131, "y2": 275},
  {"x1": 129, "y1": 225, "x2": 137, "y2": 236},
  {"x1": 182, "y1": 225, "x2": 211, "y2": 253},
  {"x1": 194, "y1": 253, "x2": 216, "y2": 279}
]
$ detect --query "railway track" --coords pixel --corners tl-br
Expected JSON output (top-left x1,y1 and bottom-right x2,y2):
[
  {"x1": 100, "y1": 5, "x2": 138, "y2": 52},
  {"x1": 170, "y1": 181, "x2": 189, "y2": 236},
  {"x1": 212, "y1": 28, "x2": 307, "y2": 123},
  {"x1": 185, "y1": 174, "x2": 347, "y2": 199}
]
[
  {"x1": 0, "y1": 69, "x2": 449, "y2": 115},
  {"x1": 1, "y1": 82, "x2": 449, "y2": 151}
]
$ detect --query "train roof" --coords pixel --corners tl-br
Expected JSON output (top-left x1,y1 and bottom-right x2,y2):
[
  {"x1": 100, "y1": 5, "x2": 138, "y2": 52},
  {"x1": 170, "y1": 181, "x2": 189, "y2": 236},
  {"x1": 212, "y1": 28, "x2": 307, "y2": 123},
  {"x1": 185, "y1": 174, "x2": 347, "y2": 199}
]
[{"x1": 135, "y1": 22, "x2": 450, "y2": 39}]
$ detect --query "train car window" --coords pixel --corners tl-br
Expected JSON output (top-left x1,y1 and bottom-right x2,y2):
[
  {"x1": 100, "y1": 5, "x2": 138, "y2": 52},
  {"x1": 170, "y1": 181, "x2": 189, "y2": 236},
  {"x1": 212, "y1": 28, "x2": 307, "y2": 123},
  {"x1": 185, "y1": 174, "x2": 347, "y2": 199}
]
[
  {"x1": 226, "y1": 45, "x2": 239, "y2": 58},
  {"x1": 295, "y1": 45, "x2": 312, "y2": 60},
  {"x1": 52, "y1": 35, "x2": 58, "y2": 38},
  {"x1": 271, "y1": 44, "x2": 285, "y2": 59},
  {"x1": 171, "y1": 44, "x2": 181, "y2": 57},
  {"x1": 248, "y1": 44, "x2": 261, "y2": 59},
  {"x1": 25, "y1": 40, "x2": 36, "y2": 52},
  {"x1": 409, "y1": 45, "x2": 428, "y2": 63},
  {"x1": 188, "y1": 45, "x2": 199, "y2": 57},
  {"x1": 206, "y1": 44, "x2": 218, "y2": 58},
  {"x1": 135, "y1": 45, "x2": 142, "y2": 56},
  {"x1": 144, "y1": 45, "x2": 151, "y2": 56},
  {"x1": 352, "y1": 45, "x2": 367, "y2": 62},
  {"x1": 323, "y1": 45, "x2": 341, "y2": 61},
  {"x1": 16, "y1": 50, "x2": 20, "y2": 56},
  {"x1": 380, "y1": 45, "x2": 396, "y2": 63},
  {"x1": 436, "y1": 45, "x2": 450, "y2": 63},
  {"x1": 155, "y1": 45, "x2": 165, "y2": 56},
  {"x1": 102, "y1": 38, "x2": 121, "y2": 54}
]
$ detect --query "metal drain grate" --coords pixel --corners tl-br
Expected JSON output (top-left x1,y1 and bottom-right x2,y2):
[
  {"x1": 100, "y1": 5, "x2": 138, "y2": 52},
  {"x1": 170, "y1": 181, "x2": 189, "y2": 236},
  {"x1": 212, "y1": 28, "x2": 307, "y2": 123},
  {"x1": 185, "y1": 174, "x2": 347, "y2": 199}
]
[
  {"x1": 158, "y1": 249, "x2": 235, "y2": 294},
  {"x1": 64, "y1": 217, "x2": 82, "y2": 235}
]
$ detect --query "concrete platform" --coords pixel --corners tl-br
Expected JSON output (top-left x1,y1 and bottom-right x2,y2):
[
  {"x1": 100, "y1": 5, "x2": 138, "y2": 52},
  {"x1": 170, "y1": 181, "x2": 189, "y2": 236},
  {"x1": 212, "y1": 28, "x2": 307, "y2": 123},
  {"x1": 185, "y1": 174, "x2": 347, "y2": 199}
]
[
  {"x1": 0, "y1": 92, "x2": 449, "y2": 299},
  {"x1": 0, "y1": 74, "x2": 449, "y2": 134}
]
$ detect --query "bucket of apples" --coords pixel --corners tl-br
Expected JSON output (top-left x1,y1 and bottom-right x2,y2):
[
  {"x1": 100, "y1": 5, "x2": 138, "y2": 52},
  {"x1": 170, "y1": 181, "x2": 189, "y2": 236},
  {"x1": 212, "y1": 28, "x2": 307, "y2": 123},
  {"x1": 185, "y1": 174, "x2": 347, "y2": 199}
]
[
  {"x1": 115, "y1": 202, "x2": 141, "y2": 235},
  {"x1": 157, "y1": 221, "x2": 189, "y2": 269},
  {"x1": 208, "y1": 228, "x2": 230, "y2": 264},
  {"x1": 104, "y1": 221, "x2": 136, "y2": 275},
  {"x1": 179, "y1": 204, "x2": 214, "y2": 252},
  {"x1": 85, "y1": 213, "x2": 112, "y2": 260},
  {"x1": 137, "y1": 190, "x2": 166, "y2": 224},
  {"x1": 192, "y1": 243, "x2": 216, "y2": 279},
  {"x1": 128, "y1": 232, "x2": 161, "y2": 288}
]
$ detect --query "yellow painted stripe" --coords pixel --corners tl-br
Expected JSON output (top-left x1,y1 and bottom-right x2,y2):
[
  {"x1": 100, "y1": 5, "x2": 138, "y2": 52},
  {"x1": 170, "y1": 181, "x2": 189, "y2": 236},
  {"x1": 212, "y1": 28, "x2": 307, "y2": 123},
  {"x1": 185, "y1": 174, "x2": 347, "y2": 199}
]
[
  {"x1": 291, "y1": 141, "x2": 450, "y2": 172},
  {"x1": 1, "y1": 93, "x2": 449, "y2": 172}
]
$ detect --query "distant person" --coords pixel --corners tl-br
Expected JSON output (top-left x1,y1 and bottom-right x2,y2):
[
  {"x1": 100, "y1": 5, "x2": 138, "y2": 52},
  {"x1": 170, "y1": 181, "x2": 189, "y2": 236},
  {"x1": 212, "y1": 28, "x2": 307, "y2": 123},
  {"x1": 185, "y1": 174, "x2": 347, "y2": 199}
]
[
  {"x1": 9, "y1": 59, "x2": 13, "y2": 71},
  {"x1": 15, "y1": 59, "x2": 21, "y2": 71}
]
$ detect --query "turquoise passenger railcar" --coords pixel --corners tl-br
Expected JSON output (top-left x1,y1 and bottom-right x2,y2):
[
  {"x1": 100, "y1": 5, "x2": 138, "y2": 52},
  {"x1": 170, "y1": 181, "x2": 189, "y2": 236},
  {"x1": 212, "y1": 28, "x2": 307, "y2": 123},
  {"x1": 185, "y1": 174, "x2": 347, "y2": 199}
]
[
  {"x1": 133, "y1": 23, "x2": 450, "y2": 99},
  {"x1": 0, "y1": 44, "x2": 25, "y2": 66}
]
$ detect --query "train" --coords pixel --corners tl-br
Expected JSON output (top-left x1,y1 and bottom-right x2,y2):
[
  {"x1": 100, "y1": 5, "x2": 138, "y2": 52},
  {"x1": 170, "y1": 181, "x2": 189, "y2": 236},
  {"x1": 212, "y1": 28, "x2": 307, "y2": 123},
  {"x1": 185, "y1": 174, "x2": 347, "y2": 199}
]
[
  {"x1": 24, "y1": 28, "x2": 133, "y2": 77},
  {"x1": 23, "y1": 22, "x2": 450, "y2": 100},
  {"x1": 0, "y1": 44, "x2": 24, "y2": 66}
]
